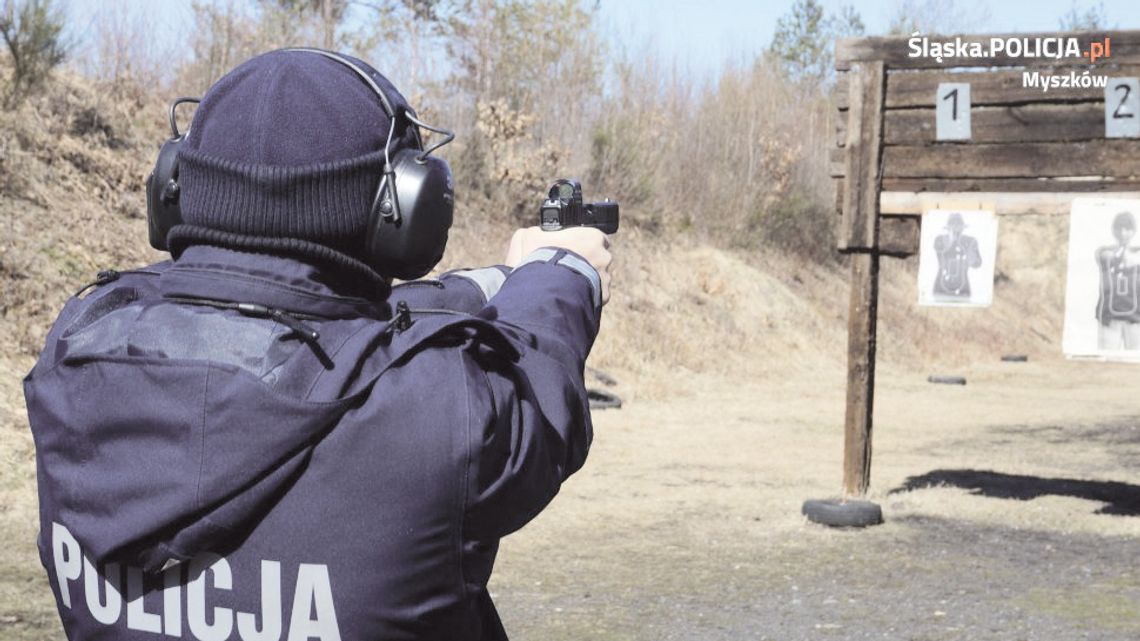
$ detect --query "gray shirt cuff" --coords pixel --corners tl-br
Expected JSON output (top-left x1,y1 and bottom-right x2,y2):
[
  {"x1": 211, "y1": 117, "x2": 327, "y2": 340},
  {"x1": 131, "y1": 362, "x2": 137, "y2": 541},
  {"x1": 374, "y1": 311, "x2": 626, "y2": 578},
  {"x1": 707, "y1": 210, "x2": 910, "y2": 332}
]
[{"x1": 515, "y1": 248, "x2": 601, "y2": 308}]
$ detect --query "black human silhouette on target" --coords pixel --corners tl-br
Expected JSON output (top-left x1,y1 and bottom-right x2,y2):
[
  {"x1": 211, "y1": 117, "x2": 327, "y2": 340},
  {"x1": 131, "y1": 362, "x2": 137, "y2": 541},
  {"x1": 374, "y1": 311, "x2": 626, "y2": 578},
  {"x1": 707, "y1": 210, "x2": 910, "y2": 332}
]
[
  {"x1": 932, "y1": 213, "x2": 982, "y2": 302},
  {"x1": 1095, "y1": 211, "x2": 1140, "y2": 350}
]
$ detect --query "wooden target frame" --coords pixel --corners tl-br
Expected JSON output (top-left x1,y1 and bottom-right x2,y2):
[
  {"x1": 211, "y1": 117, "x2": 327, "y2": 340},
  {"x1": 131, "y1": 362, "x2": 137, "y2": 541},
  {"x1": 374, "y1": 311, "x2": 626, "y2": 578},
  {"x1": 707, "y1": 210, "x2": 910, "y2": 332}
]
[{"x1": 829, "y1": 30, "x2": 1140, "y2": 498}]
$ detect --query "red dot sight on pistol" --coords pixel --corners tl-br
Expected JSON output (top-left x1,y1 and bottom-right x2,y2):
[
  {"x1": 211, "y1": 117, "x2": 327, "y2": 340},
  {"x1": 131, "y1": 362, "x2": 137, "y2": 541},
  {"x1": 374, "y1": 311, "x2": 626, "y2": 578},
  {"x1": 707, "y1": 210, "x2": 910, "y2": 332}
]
[{"x1": 539, "y1": 179, "x2": 619, "y2": 234}]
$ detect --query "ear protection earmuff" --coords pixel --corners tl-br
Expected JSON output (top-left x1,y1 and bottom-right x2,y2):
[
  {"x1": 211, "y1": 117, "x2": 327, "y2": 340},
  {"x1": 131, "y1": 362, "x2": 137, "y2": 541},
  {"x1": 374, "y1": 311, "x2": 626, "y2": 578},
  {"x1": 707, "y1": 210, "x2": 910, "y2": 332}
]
[
  {"x1": 145, "y1": 48, "x2": 456, "y2": 281},
  {"x1": 145, "y1": 96, "x2": 197, "y2": 251}
]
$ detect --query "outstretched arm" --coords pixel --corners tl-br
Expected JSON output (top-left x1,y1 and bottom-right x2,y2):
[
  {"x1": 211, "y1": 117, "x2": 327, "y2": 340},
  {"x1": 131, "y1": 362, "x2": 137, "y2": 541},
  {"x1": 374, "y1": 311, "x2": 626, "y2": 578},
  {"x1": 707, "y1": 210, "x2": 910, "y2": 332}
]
[{"x1": 462, "y1": 228, "x2": 612, "y2": 540}]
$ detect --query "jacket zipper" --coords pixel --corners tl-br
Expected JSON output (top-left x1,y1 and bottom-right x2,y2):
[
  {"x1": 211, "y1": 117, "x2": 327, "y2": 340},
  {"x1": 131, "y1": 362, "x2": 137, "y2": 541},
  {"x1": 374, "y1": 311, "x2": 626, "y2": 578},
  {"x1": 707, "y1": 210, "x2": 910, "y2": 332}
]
[{"x1": 74, "y1": 268, "x2": 164, "y2": 297}]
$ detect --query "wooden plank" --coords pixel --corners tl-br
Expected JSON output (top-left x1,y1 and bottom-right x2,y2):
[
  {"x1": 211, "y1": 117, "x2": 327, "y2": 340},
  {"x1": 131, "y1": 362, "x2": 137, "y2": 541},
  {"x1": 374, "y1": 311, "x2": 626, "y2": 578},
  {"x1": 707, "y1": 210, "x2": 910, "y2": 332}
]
[
  {"x1": 884, "y1": 103, "x2": 1108, "y2": 145},
  {"x1": 883, "y1": 140, "x2": 1140, "y2": 179},
  {"x1": 837, "y1": 112, "x2": 848, "y2": 147},
  {"x1": 878, "y1": 215, "x2": 920, "y2": 257},
  {"x1": 838, "y1": 175, "x2": 1140, "y2": 189},
  {"x1": 881, "y1": 177, "x2": 1140, "y2": 193},
  {"x1": 838, "y1": 62, "x2": 886, "y2": 251},
  {"x1": 837, "y1": 30, "x2": 1140, "y2": 70},
  {"x1": 880, "y1": 190, "x2": 1140, "y2": 215},
  {"x1": 843, "y1": 251, "x2": 879, "y2": 497},
  {"x1": 885, "y1": 66, "x2": 1140, "y2": 108},
  {"x1": 833, "y1": 141, "x2": 1140, "y2": 177},
  {"x1": 835, "y1": 172, "x2": 1140, "y2": 188}
]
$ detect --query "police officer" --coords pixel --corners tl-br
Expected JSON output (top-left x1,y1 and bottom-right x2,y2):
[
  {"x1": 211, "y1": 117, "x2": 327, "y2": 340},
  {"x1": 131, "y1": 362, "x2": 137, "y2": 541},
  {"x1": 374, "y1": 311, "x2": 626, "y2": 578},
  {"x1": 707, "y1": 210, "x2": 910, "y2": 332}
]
[{"x1": 25, "y1": 49, "x2": 611, "y2": 640}]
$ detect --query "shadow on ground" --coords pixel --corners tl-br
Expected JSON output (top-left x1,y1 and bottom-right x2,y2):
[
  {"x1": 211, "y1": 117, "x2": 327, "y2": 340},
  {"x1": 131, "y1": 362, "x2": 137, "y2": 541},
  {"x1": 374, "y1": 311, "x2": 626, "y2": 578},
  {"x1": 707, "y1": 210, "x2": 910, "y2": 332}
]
[{"x1": 892, "y1": 468, "x2": 1140, "y2": 516}]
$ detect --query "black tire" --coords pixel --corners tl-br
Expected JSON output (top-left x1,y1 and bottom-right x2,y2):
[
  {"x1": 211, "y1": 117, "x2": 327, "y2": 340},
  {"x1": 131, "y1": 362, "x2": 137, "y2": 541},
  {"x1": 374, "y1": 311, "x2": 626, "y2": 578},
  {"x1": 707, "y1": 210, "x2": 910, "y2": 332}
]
[
  {"x1": 588, "y1": 389, "x2": 622, "y2": 410},
  {"x1": 802, "y1": 498, "x2": 883, "y2": 528},
  {"x1": 1001, "y1": 354, "x2": 1029, "y2": 362},
  {"x1": 927, "y1": 375, "x2": 967, "y2": 385},
  {"x1": 585, "y1": 367, "x2": 618, "y2": 386}
]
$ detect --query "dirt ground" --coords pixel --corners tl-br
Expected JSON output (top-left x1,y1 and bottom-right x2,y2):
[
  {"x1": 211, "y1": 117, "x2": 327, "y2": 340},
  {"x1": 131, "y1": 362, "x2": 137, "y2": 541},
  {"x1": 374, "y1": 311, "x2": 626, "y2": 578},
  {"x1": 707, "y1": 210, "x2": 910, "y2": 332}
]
[
  {"x1": 3, "y1": 354, "x2": 1138, "y2": 641},
  {"x1": 488, "y1": 358, "x2": 1140, "y2": 641}
]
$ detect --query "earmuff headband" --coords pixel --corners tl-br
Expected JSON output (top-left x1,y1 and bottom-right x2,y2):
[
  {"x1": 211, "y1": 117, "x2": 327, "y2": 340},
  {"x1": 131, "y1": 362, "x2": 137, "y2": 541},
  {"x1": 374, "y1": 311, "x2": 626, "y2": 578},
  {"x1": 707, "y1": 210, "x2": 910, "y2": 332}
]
[
  {"x1": 167, "y1": 97, "x2": 201, "y2": 139},
  {"x1": 405, "y1": 111, "x2": 455, "y2": 163}
]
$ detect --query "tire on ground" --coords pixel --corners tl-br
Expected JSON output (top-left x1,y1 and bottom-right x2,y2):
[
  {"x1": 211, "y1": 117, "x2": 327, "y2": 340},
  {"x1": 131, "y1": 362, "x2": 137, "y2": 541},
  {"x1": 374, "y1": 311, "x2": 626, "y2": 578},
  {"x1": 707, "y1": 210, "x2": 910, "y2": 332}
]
[
  {"x1": 588, "y1": 389, "x2": 622, "y2": 410},
  {"x1": 927, "y1": 375, "x2": 967, "y2": 385},
  {"x1": 802, "y1": 498, "x2": 883, "y2": 527}
]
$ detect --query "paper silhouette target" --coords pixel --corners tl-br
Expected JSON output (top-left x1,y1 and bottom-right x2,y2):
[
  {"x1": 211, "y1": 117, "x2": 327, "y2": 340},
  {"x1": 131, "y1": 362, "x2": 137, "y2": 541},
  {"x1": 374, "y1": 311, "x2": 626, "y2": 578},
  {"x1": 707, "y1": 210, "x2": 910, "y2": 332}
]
[
  {"x1": 1064, "y1": 198, "x2": 1140, "y2": 360},
  {"x1": 917, "y1": 209, "x2": 998, "y2": 308}
]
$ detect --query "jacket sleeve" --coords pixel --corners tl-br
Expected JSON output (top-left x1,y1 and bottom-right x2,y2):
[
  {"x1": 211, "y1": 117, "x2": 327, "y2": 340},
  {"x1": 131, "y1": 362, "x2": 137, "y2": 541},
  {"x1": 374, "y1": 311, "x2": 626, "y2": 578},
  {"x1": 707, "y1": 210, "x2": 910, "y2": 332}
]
[
  {"x1": 462, "y1": 248, "x2": 602, "y2": 540},
  {"x1": 390, "y1": 266, "x2": 512, "y2": 314}
]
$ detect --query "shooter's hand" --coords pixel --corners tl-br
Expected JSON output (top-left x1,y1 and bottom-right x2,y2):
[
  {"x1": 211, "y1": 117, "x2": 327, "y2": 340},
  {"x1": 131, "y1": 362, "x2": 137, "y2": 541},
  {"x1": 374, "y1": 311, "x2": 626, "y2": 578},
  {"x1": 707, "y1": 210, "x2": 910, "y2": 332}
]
[{"x1": 505, "y1": 226, "x2": 612, "y2": 305}]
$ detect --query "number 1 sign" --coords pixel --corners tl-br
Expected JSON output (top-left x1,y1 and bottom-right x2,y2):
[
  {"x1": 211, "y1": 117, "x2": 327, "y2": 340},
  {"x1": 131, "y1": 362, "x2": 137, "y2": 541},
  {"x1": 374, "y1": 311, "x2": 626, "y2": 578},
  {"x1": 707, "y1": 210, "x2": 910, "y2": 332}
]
[
  {"x1": 1106, "y1": 78, "x2": 1139, "y2": 138},
  {"x1": 936, "y1": 82, "x2": 971, "y2": 141}
]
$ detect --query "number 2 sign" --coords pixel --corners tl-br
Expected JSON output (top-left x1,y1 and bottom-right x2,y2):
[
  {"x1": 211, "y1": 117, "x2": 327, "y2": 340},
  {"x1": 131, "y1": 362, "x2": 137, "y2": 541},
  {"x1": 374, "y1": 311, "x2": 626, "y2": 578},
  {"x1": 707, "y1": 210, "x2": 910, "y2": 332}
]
[
  {"x1": 1105, "y1": 78, "x2": 1139, "y2": 138},
  {"x1": 936, "y1": 83, "x2": 971, "y2": 141}
]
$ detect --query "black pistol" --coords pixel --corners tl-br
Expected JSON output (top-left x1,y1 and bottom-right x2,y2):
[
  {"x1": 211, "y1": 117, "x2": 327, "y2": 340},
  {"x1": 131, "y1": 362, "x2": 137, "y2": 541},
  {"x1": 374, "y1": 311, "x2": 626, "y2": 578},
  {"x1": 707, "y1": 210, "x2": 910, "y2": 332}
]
[{"x1": 539, "y1": 179, "x2": 619, "y2": 234}]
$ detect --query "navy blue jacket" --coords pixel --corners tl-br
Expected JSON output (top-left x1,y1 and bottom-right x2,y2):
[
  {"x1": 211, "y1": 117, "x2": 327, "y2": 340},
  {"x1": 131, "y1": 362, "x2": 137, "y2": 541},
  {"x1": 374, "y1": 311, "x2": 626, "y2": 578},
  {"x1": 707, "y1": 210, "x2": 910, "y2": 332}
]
[{"x1": 24, "y1": 244, "x2": 602, "y2": 640}]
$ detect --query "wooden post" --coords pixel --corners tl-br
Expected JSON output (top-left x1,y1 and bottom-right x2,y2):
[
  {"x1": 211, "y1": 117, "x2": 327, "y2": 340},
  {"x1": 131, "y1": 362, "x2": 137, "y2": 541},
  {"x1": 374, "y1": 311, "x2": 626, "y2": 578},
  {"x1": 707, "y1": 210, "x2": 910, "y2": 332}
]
[
  {"x1": 843, "y1": 252, "x2": 879, "y2": 495},
  {"x1": 839, "y1": 61, "x2": 886, "y2": 497},
  {"x1": 838, "y1": 62, "x2": 886, "y2": 252}
]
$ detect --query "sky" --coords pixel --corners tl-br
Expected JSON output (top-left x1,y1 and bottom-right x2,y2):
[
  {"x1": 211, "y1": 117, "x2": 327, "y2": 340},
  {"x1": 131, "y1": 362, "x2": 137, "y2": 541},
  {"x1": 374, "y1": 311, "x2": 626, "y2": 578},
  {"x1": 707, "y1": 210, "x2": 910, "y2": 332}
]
[
  {"x1": 598, "y1": 0, "x2": 1140, "y2": 79},
  {"x1": 65, "y1": 0, "x2": 1140, "y2": 82}
]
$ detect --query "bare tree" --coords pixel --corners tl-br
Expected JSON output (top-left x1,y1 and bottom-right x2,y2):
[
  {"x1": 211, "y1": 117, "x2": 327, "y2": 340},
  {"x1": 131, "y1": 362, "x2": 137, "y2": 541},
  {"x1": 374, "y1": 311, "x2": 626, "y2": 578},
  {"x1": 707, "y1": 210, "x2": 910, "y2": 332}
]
[
  {"x1": 887, "y1": 0, "x2": 990, "y2": 35},
  {"x1": 1059, "y1": 1, "x2": 1112, "y2": 30},
  {"x1": 268, "y1": 0, "x2": 349, "y2": 48},
  {"x1": 82, "y1": 2, "x2": 172, "y2": 101}
]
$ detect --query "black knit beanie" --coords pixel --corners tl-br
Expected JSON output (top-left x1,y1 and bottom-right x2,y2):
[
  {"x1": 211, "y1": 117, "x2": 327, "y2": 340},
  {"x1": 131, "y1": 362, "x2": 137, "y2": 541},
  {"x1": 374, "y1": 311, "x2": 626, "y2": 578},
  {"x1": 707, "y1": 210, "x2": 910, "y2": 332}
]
[{"x1": 167, "y1": 49, "x2": 420, "y2": 283}]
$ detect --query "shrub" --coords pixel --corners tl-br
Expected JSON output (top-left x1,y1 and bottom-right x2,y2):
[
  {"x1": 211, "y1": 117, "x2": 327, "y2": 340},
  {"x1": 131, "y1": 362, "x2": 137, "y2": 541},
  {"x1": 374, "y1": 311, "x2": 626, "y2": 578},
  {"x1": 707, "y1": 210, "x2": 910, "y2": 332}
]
[{"x1": 0, "y1": 0, "x2": 70, "y2": 107}]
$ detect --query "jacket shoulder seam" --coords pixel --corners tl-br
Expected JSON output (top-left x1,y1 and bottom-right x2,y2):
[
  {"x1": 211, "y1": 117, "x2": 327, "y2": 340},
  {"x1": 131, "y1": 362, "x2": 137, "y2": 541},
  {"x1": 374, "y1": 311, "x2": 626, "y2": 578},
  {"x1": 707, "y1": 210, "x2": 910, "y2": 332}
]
[
  {"x1": 195, "y1": 363, "x2": 211, "y2": 510},
  {"x1": 459, "y1": 348, "x2": 474, "y2": 599}
]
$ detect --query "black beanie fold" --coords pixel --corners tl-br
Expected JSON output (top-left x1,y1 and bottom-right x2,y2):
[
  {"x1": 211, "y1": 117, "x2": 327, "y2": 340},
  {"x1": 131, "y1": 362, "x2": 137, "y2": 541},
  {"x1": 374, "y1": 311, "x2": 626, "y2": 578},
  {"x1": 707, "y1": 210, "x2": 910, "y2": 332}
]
[
  {"x1": 165, "y1": 224, "x2": 392, "y2": 292},
  {"x1": 178, "y1": 147, "x2": 386, "y2": 257}
]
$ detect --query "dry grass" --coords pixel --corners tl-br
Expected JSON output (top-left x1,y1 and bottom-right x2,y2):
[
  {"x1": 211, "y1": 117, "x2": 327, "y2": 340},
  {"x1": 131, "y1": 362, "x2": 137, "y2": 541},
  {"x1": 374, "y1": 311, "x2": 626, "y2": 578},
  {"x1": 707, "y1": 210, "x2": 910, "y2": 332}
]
[
  {"x1": 0, "y1": 354, "x2": 54, "y2": 640},
  {"x1": 0, "y1": 64, "x2": 165, "y2": 357}
]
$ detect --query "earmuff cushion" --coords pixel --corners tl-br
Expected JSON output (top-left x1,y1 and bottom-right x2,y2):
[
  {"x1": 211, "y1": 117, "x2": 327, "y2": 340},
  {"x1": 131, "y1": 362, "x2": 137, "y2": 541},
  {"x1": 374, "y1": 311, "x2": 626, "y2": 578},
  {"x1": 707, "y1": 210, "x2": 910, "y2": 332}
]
[
  {"x1": 366, "y1": 149, "x2": 454, "y2": 280},
  {"x1": 146, "y1": 137, "x2": 185, "y2": 251}
]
